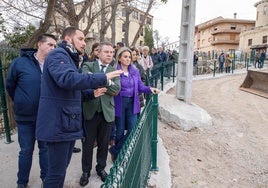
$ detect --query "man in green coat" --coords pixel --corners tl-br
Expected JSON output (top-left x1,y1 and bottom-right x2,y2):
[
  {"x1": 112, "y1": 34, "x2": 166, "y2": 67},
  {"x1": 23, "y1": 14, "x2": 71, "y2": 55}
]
[{"x1": 79, "y1": 41, "x2": 121, "y2": 186}]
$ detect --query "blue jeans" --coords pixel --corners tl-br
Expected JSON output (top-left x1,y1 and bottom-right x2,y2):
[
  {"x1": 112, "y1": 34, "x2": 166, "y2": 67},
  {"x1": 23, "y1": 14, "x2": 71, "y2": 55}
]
[
  {"x1": 43, "y1": 141, "x2": 75, "y2": 188},
  {"x1": 219, "y1": 62, "x2": 224, "y2": 73},
  {"x1": 110, "y1": 97, "x2": 137, "y2": 158},
  {"x1": 17, "y1": 122, "x2": 48, "y2": 185}
]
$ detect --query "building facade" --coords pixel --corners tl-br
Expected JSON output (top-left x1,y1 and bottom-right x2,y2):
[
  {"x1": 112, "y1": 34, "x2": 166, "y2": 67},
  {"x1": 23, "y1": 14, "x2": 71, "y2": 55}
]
[
  {"x1": 194, "y1": 15, "x2": 255, "y2": 55},
  {"x1": 53, "y1": 0, "x2": 153, "y2": 51},
  {"x1": 239, "y1": 0, "x2": 268, "y2": 54},
  {"x1": 193, "y1": 0, "x2": 267, "y2": 57}
]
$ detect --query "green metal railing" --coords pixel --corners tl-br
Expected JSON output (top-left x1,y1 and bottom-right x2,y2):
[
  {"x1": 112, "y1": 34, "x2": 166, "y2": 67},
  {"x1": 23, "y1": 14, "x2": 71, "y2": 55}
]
[
  {"x1": 148, "y1": 60, "x2": 177, "y2": 90},
  {"x1": 0, "y1": 47, "x2": 18, "y2": 142},
  {"x1": 101, "y1": 94, "x2": 159, "y2": 188}
]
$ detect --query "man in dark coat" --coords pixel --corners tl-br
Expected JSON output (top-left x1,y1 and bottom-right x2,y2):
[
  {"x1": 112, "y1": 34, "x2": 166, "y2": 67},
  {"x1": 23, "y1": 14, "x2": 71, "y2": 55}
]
[{"x1": 35, "y1": 27, "x2": 122, "y2": 188}]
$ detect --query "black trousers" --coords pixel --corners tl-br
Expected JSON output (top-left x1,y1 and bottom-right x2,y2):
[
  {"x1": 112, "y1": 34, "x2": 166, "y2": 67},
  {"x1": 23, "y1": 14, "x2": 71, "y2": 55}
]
[{"x1": 81, "y1": 112, "x2": 113, "y2": 173}]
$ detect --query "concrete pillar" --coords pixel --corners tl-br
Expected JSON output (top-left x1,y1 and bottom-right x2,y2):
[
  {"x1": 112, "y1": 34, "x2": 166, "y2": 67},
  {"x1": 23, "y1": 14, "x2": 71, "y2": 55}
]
[{"x1": 176, "y1": 0, "x2": 196, "y2": 103}]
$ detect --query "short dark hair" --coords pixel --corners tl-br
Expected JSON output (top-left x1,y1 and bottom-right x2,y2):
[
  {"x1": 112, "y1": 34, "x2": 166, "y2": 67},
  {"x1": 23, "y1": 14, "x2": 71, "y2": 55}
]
[
  {"x1": 37, "y1": 34, "x2": 57, "y2": 43},
  {"x1": 130, "y1": 47, "x2": 140, "y2": 56},
  {"x1": 61, "y1": 26, "x2": 81, "y2": 39},
  {"x1": 99, "y1": 41, "x2": 114, "y2": 51},
  {"x1": 116, "y1": 42, "x2": 124, "y2": 47}
]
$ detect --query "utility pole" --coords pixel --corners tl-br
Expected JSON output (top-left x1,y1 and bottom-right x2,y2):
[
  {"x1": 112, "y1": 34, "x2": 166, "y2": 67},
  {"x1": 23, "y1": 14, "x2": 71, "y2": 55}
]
[{"x1": 176, "y1": 0, "x2": 196, "y2": 103}]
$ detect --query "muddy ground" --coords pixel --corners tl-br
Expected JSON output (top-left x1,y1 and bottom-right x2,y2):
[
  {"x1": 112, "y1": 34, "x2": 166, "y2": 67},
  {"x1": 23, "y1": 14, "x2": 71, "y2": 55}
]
[{"x1": 159, "y1": 73, "x2": 268, "y2": 188}]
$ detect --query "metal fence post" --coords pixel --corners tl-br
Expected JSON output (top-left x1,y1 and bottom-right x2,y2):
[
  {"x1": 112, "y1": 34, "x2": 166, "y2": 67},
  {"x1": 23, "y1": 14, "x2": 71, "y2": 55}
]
[
  {"x1": 161, "y1": 62, "x2": 164, "y2": 91},
  {"x1": 172, "y1": 61, "x2": 175, "y2": 83},
  {"x1": 213, "y1": 61, "x2": 216, "y2": 77},
  {"x1": 232, "y1": 60, "x2": 234, "y2": 74},
  {"x1": 151, "y1": 94, "x2": 159, "y2": 171},
  {"x1": 0, "y1": 54, "x2": 12, "y2": 143}
]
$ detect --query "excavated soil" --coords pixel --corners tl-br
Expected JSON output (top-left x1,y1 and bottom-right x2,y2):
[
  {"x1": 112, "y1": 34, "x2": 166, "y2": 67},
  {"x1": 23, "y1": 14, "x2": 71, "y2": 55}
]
[{"x1": 159, "y1": 73, "x2": 268, "y2": 188}]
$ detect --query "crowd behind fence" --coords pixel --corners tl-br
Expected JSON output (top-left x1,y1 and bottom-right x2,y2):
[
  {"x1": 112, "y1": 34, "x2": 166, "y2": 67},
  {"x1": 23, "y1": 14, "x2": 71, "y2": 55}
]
[
  {"x1": 0, "y1": 46, "x2": 263, "y2": 187},
  {"x1": 1, "y1": 47, "x2": 261, "y2": 142}
]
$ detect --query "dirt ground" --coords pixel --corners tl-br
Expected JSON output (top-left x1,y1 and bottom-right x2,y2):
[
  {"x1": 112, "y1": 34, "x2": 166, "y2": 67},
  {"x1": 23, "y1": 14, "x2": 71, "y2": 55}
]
[{"x1": 159, "y1": 73, "x2": 268, "y2": 188}]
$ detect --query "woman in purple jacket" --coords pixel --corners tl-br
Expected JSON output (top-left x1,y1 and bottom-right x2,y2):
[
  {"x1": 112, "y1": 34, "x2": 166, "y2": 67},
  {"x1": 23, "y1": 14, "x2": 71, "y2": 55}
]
[{"x1": 109, "y1": 47, "x2": 160, "y2": 161}]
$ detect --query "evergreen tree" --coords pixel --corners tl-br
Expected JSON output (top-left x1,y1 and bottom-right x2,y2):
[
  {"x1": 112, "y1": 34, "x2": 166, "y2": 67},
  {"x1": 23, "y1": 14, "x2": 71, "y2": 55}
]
[
  {"x1": 4, "y1": 25, "x2": 36, "y2": 49},
  {"x1": 144, "y1": 26, "x2": 154, "y2": 49}
]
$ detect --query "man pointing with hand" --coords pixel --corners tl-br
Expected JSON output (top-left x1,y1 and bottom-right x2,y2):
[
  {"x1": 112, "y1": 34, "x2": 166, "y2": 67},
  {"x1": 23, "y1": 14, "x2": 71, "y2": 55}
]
[{"x1": 36, "y1": 27, "x2": 122, "y2": 188}]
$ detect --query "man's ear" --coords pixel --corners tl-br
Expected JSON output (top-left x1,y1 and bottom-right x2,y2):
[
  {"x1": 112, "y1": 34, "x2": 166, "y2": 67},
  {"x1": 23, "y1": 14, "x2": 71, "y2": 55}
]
[
  {"x1": 64, "y1": 35, "x2": 72, "y2": 43},
  {"x1": 37, "y1": 41, "x2": 42, "y2": 49}
]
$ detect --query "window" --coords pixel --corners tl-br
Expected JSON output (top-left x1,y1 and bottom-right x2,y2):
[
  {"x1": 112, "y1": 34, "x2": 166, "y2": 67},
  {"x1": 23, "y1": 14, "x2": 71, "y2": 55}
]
[
  {"x1": 140, "y1": 14, "x2": 144, "y2": 21},
  {"x1": 122, "y1": 23, "x2": 126, "y2": 32},
  {"x1": 140, "y1": 28, "x2": 144, "y2": 36},
  {"x1": 146, "y1": 18, "x2": 152, "y2": 25},
  {"x1": 82, "y1": 16, "x2": 85, "y2": 23},
  {"x1": 248, "y1": 39, "x2": 252, "y2": 46},
  {"x1": 230, "y1": 25, "x2": 236, "y2": 30},
  {"x1": 263, "y1": 36, "x2": 267, "y2": 44},
  {"x1": 132, "y1": 11, "x2": 139, "y2": 20},
  {"x1": 264, "y1": 5, "x2": 267, "y2": 15},
  {"x1": 122, "y1": 9, "x2": 126, "y2": 17}
]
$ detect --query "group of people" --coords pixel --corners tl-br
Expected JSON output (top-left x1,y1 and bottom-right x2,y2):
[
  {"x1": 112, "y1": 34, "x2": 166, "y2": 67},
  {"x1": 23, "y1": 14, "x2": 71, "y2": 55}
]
[
  {"x1": 5, "y1": 26, "x2": 160, "y2": 188},
  {"x1": 254, "y1": 49, "x2": 266, "y2": 69},
  {"x1": 218, "y1": 52, "x2": 232, "y2": 73}
]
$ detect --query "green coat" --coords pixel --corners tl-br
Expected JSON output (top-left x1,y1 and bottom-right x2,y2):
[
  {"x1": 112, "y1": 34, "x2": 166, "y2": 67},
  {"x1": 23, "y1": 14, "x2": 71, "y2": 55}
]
[{"x1": 82, "y1": 60, "x2": 121, "y2": 122}]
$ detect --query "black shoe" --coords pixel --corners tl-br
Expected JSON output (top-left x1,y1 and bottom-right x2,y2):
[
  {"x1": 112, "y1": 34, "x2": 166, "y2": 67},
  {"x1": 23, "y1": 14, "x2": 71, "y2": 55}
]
[
  {"x1": 97, "y1": 169, "x2": 108, "y2": 182},
  {"x1": 17, "y1": 184, "x2": 27, "y2": 188},
  {"x1": 79, "y1": 172, "x2": 90, "y2": 187},
  {"x1": 73, "y1": 147, "x2": 81, "y2": 153}
]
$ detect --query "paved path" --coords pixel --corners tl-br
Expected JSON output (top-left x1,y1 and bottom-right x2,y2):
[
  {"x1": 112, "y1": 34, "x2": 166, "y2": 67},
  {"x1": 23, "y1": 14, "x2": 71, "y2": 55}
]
[{"x1": 0, "y1": 125, "x2": 170, "y2": 188}]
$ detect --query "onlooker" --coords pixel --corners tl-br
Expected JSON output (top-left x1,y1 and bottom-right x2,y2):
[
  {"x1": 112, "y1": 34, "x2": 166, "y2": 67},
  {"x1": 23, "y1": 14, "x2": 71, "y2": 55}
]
[
  {"x1": 218, "y1": 52, "x2": 225, "y2": 73},
  {"x1": 140, "y1": 46, "x2": 153, "y2": 72},
  {"x1": 131, "y1": 47, "x2": 146, "y2": 112},
  {"x1": 259, "y1": 50, "x2": 266, "y2": 69},
  {"x1": 193, "y1": 53, "x2": 198, "y2": 66},
  {"x1": 114, "y1": 42, "x2": 124, "y2": 58},
  {"x1": 225, "y1": 54, "x2": 232, "y2": 73},
  {"x1": 254, "y1": 51, "x2": 260, "y2": 68},
  {"x1": 158, "y1": 46, "x2": 169, "y2": 78},
  {"x1": 35, "y1": 27, "x2": 122, "y2": 188},
  {"x1": 88, "y1": 42, "x2": 100, "y2": 62},
  {"x1": 5, "y1": 34, "x2": 57, "y2": 188},
  {"x1": 109, "y1": 47, "x2": 160, "y2": 161},
  {"x1": 79, "y1": 41, "x2": 121, "y2": 186},
  {"x1": 150, "y1": 47, "x2": 162, "y2": 87},
  {"x1": 193, "y1": 53, "x2": 199, "y2": 75}
]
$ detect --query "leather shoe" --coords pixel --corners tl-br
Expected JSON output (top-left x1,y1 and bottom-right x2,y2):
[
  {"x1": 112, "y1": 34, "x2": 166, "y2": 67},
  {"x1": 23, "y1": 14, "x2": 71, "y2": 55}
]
[
  {"x1": 79, "y1": 172, "x2": 90, "y2": 186},
  {"x1": 73, "y1": 147, "x2": 81, "y2": 153},
  {"x1": 97, "y1": 169, "x2": 108, "y2": 182}
]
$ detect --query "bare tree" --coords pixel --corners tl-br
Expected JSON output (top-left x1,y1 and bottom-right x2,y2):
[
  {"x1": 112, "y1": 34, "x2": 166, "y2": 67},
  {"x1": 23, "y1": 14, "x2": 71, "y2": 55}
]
[
  {"x1": 130, "y1": 0, "x2": 154, "y2": 47},
  {"x1": 1, "y1": 0, "x2": 168, "y2": 47},
  {"x1": 26, "y1": 0, "x2": 57, "y2": 47}
]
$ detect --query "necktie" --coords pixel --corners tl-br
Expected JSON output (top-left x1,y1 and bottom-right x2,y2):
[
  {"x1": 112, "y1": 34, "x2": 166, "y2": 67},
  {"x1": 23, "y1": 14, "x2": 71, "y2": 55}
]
[{"x1": 100, "y1": 64, "x2": 106, "y2": 73}]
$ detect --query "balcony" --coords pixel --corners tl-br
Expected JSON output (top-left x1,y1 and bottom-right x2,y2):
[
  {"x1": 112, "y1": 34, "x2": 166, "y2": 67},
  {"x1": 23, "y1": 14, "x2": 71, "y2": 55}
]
[
  {"x1": 211, "y1": 29, "x2": 240, "y2": 35},
  {"x1": 210, "y1": 39, "x2": 239, "y2": 45}
]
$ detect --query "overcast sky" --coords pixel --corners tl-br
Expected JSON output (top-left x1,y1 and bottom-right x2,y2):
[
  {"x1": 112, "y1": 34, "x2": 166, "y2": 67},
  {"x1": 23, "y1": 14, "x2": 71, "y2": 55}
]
[{"x1": 152, "y1": 0, "x2": 257, "y2": 42}]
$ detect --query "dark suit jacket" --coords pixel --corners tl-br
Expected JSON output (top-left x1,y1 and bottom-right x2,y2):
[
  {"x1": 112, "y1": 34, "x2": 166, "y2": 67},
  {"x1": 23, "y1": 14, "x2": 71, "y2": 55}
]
[{"x1": 82, "y1": 60, "x2": 121, "y2": 122}]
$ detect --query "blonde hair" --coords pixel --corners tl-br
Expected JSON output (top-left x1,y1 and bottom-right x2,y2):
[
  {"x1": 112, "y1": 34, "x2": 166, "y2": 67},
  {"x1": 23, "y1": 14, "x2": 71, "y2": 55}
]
[
  {"x1": 114, "y1": 47, "x2": 132, "y2": 67},
  {"x1": 142, "y1": 46, "x2": 149, "y2": 52}
]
